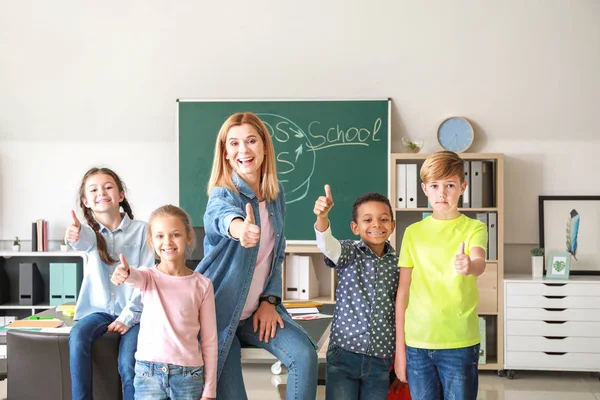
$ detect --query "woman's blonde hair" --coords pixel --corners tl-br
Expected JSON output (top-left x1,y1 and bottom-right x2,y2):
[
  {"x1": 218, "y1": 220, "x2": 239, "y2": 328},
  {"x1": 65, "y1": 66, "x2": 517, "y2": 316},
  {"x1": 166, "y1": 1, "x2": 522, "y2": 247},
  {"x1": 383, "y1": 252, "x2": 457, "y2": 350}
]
[
  {"x1": 146, "y1": 205, "x2": 196, "y2": 260},
  {"x1": 207, "y1": 112, "x2": 279, "y2": 201},
  {"x1": 420, "y1": 151, "x2": 464, "y2": 184}
]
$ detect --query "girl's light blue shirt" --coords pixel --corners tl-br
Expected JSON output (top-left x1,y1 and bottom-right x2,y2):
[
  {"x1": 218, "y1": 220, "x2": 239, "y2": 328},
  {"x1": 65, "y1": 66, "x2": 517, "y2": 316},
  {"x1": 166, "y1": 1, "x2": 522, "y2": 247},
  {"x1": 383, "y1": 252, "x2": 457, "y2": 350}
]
[
  {"x1": 68, "y1": 214, "x2": 155, "y2": 327},
  {"x1": 196, "y1": 173, "x2": 316, "y2": 378}
]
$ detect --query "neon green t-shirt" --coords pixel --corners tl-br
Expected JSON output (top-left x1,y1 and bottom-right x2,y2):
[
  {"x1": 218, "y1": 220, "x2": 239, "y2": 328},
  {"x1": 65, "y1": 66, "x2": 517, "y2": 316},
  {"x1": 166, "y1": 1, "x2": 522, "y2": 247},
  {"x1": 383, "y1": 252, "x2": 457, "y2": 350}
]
[{"x1": 398, "y1": 214, "x2": 488, "y2": 349}]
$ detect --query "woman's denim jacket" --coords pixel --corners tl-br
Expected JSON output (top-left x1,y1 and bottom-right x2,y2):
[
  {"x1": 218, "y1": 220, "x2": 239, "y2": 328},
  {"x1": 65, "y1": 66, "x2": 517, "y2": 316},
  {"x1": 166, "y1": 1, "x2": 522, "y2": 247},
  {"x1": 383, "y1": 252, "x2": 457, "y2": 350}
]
[{"x1": 195, "y1": 173, "x2": 316, "y2": 378}]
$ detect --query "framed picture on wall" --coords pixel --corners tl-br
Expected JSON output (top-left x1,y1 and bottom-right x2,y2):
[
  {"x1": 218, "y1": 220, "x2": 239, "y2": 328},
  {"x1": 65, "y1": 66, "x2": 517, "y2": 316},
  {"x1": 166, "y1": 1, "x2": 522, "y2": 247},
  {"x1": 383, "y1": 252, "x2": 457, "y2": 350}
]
[
  {"x1": 539, "y1": 195, "x2": 600, "y2": 275},
  {"x1": 545, "y1": 252, "x2": 571, "y2": 279}
]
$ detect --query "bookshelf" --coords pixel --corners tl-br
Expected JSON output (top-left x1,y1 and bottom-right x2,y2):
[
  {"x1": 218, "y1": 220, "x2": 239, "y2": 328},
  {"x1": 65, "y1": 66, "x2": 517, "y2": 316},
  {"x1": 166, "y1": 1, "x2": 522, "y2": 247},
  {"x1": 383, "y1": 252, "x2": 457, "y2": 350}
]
[
  {"x1": 0, "y1": 251, "x2": 87, "y2": 318},
  {"x1": 390, "y1": 152, "x2": 505, "y2": 372}
]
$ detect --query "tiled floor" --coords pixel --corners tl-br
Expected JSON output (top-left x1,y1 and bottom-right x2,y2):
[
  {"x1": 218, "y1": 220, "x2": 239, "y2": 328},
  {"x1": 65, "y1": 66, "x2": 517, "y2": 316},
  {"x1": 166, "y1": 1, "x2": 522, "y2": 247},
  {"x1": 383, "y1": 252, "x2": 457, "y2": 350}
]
[{"x1": 1, "y1": 366, "x2": 600, "y2": 399}]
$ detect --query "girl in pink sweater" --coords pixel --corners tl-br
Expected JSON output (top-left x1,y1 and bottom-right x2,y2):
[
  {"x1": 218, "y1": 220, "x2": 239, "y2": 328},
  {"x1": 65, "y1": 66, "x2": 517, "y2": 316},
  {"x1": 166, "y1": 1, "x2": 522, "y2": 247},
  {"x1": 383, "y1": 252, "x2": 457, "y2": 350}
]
[{"x1": 112, "y1": 205, "x2": 218, "y2": 400}]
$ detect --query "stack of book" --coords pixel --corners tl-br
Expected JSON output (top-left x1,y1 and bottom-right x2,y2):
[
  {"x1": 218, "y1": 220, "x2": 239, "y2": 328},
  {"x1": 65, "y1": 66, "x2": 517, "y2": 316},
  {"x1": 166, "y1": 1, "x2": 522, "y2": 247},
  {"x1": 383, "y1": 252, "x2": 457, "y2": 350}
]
[{"x1": 31, "y1": 218, "x2": 49, "y2": 251}]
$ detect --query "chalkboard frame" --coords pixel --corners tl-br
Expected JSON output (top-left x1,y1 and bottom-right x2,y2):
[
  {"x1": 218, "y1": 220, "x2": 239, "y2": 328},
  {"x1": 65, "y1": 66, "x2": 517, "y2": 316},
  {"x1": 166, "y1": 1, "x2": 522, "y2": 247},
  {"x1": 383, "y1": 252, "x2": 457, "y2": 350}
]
[{"x1": 176, "y1": 98, "x2": 391, "y2": 244}]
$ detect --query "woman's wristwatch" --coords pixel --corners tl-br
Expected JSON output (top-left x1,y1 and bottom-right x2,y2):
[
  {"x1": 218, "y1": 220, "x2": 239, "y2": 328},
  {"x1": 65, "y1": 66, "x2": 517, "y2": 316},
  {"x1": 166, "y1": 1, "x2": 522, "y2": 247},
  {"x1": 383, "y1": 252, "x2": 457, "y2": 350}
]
[{"x1": 259, "y1": 295, "x2": 281, "y2": 306}]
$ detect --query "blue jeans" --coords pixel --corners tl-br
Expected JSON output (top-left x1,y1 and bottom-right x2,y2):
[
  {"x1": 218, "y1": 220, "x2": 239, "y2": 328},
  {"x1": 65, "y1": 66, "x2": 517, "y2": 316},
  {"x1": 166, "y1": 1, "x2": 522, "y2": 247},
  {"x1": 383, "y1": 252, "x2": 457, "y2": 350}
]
[
  {"x1": 133, "y1": 361, "x2": 205, "y2": 400},
  {"x1": 69, "y1": 312, "x2": 140, "y2": 400},
  {"x1": 325, "y1": 343, "x2": 393, "y2": 400},
  {"x1": 406, "y1": 344, "x2": 480, "y2": 400},
  {"x1": 217, "y1": 318, "x2": 318, "y2": 400}
]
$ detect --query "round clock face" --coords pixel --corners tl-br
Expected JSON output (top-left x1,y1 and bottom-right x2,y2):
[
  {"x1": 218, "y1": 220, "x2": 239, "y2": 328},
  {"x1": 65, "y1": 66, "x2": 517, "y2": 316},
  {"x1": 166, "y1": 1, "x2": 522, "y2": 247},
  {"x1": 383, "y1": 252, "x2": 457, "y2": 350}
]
[{"x1": 437, "y1": 117, "x2": 474, "y2": 153}]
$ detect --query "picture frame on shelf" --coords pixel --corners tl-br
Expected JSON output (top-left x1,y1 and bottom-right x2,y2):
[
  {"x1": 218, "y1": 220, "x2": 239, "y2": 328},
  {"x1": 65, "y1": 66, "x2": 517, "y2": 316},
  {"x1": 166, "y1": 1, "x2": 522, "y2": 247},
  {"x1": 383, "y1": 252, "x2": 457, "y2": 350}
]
[
  {"x1": 539, "y1": 195, "x2": 600, "y2": 275},
  {"x1": 545, "y1": 252, "x2": 571, "y2": 279}
]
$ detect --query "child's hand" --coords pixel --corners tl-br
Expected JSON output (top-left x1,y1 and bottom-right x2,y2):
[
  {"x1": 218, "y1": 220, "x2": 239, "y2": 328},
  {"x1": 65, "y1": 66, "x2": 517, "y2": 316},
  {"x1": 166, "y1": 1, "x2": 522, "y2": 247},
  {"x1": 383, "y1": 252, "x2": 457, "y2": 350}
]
[
  {"x1": 454, "y1": 242, "x2": 472, "y2": 275},
  {"x1": 240, "y1": 203, "x2": 261, "y2": 248},
  {"x1": 314, "y1": 184, "x2": 334, "y2": 218},
  {"x1": 394, "y1": 353, "x2": 408, "y2": 384},
  {"x1": 65, "y1": 210, "x2": 81, "y2": 243},
  {"x1": 107, "y1": 320, "x2": 130, "y2": 335},
  {"x1": 389, "y1": 378, "x2": 403, "y2": 393},
  {"x1": 111, "y1": 254, "x2": 130, "y2": 285}
]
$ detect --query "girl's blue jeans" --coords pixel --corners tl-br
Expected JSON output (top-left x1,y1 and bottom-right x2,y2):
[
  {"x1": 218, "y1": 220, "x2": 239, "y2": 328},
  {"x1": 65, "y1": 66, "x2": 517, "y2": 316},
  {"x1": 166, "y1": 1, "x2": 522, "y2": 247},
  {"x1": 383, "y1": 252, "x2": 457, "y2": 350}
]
[
  {"x1": 406, "y1": 344, "x2": 480, "y2": 400},
  {"x1": 325, "y1": 343, "x2": 394, "y2": 400},
  {"x1": 133, "y1": 361, "x2": 205, "y2": 400},
  {"x1": 69, "y1": 312, "x2": 140, "y2": 400},
  {"x1": 216, "y1": 317, "x2": 318, "y2": 400}
]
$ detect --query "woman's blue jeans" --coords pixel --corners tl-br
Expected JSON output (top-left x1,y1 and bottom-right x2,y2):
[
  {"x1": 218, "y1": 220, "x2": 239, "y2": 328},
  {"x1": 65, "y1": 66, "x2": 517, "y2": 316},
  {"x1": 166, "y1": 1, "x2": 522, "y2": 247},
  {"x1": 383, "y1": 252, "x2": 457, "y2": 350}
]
[
  {"x1": 406, "y1": 344, "x2": 480, "y2": 400},
  {"x1": 69, "y1": 312, "x2": 140, "y2": 400},
  {"x1": 216, "y1": 318, "x2": 318, "y2": 400}
]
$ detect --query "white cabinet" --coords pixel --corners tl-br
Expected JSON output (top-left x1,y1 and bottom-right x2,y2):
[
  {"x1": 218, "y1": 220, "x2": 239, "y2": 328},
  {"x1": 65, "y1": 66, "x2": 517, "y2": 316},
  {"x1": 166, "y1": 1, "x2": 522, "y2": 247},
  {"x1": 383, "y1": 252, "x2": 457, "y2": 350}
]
[{"x1": 504, "y1": 274, "x2": 600, "y2": 375}]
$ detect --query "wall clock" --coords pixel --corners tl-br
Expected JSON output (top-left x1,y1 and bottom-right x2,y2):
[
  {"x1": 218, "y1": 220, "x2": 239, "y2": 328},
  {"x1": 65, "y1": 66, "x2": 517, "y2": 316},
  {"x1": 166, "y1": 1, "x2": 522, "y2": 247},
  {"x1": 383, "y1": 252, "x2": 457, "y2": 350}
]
[{"x1": 437, "y1": 116, "x2": 474, "y2": 153}]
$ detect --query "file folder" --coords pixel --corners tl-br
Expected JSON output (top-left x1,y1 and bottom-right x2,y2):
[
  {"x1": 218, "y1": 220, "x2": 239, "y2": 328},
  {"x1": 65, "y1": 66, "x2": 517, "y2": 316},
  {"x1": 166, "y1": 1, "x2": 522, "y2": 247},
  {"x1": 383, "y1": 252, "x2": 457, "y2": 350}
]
[
  {"x1": 462, "y1": 161, "x2": 471, "y2": 208},
  {"x1": 488, "y1": 212, "x2": 497, "y2": 260},
  {"x1": 63, "y1": 263, "x2": 83, "y2": 303},
  {"x1": 406, "y1": 164, "x2": 418, "y2": 209},
  {"x1": 49, "y1": 263, "x2": 64, "y2": 306},
  {"x1": 396, "y1": 164, "x2": 407, "y2": 208},
  {"x1": 19, "y1": 263, "x2": 43, "y2": 305}
]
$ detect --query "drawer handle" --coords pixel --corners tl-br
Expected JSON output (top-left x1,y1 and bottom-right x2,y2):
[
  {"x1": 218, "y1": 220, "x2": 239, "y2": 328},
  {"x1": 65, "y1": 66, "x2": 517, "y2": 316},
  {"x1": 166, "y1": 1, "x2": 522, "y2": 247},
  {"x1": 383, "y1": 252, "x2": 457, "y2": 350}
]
[
  {"x1": 543, "y1": 336, "x2": 566, "y2": 340},
  {"x1": 543, "y1": 308, "x2": 566, "y2": 312},
  {"x1": 543, "y1": 320, "x2": 566, "y2": 324},
  {"x1": 544, "y1": 296, "x2": 566, "y2": 299},
  {"x1": 543, "y1": 283, "x2": 566, "y2": 287},
  {"x1": 543, "y1": 352, "x2": 566, "y2": 356}
]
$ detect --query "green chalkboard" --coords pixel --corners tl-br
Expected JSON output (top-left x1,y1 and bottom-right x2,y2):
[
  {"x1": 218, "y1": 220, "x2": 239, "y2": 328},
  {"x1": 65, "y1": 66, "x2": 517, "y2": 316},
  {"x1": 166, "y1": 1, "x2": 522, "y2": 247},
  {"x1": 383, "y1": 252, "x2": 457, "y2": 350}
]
[{"x1": 178, "y1": 99, "x2": 390, "y2": 242}]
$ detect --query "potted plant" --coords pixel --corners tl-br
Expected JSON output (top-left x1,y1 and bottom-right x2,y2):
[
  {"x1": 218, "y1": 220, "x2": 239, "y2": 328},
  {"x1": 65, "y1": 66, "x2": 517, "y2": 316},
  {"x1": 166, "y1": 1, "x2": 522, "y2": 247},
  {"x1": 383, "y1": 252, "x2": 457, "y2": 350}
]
[
  {"x1": 13, "y1": 236, "x2": 21, "y2": 252},
  {"x1": 531, "y1": 247, "x2": 544, "y2": 278},
  {"x1": 401, "y1": 137, "x2": 424, "y2": 153},
  {"x1": 60, "y1": 239, "x2": 69, "y2": 253}
]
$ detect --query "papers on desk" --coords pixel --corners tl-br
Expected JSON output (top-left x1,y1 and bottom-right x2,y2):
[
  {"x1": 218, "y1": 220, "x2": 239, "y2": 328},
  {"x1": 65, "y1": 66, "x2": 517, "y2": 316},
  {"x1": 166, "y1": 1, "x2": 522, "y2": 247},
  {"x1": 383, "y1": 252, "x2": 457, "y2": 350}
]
[
  {"x1": 287, "y1": 307, "x2": 320, "y2": 315},
  {"x1": 5, "y1": 318, "x2": 64, "y2": 329},
  {"x1": 292, "y1": 313, "x2": 333, "y2": 321},
  {"x1": 40, "y1": 326, "x2": 72, "y2": 333}
]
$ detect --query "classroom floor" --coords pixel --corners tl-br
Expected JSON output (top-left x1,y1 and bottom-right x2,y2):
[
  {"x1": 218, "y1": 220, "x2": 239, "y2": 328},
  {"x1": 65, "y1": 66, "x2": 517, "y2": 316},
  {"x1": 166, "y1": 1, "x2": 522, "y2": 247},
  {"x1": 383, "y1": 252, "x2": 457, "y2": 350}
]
[{"x1": 1, "y1": 366, "x2": 600, "y2": 399}]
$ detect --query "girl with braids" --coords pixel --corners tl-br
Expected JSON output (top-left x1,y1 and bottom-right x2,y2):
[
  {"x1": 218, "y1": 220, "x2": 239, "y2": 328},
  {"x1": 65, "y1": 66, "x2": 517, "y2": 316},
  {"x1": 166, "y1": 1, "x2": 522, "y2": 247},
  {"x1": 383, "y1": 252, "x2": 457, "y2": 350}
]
[{"x1": 65, "y1": 167, "x2": 155, "y2": 400}]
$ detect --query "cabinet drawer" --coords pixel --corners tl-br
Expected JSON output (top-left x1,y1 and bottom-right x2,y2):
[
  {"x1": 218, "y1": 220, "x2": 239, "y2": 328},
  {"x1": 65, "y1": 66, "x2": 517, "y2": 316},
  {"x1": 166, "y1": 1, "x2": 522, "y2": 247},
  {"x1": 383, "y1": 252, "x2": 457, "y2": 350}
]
[
  {"x1": 506, "y1": 335, "x2": 600, "y2": 353},
  {"x1": 506, "y1": 320, "x2": 600, "y2": 337},
  {"x1": 477, "y1": 264, "x2": 497, "y2": 313},
  {"x1": 506, "y1": 295, "x2": 600, "y2": 309},
  {"x1": 505, "y1": 351, "x2": 600, "y2": 370},
  {"x1": 506, "y1": 307, "x2": 600, "y2": 322},
  {"x1": 506, "y1": 282, "x2": 600, "y2": 297}
]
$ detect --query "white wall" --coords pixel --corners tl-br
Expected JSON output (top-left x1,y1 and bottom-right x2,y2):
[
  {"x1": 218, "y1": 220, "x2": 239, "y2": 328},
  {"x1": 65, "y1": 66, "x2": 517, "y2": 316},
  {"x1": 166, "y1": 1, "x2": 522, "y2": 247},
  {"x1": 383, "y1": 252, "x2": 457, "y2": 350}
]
[{"x1": 1, "y1": 1, "x2": 599, "y2": 268}]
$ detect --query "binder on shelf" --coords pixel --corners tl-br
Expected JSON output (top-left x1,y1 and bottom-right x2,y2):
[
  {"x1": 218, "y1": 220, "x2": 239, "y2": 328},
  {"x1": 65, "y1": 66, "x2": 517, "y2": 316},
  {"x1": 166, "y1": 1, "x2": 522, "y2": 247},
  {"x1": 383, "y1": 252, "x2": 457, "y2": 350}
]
[
  {"x1": 406, "y1": 164, "x2": 418, "y2": 209},
  {"x1": 462, "y1": 161, "x2": 471, "y2": 208},
  {"x1": 471, "y1": 161, "x2": 495, "y2": 208},
  {"x1": 31, "y1": 222, "x2": 38, "y2": 252},
  {"x1": 0, "y1": 266, "x2": 8, "y2": 304},
  {"x1": 488, "y1": 212, "x2": 497, "y2": 260},
  {"x1": 63, "y1": 263, "x2": 83, "y2": 302},
  {"x1": 285, "y1": 255, "x2": 319, "y2": 300},
  {"x1": 19, "y1": 262, "x2": 44, "y2": 305},
  {"x1": 49, "y1": 263, "x2": 64, "y2": 306},
  {"x1": 475, "y1": 213, "x2": 489, "y2": 258},
  {"x1": 396, "y1": 164, "x2": 407, "y2": 208},
  {"x1": 479, "y1": 317, "x2": 487, "y2": 364}
]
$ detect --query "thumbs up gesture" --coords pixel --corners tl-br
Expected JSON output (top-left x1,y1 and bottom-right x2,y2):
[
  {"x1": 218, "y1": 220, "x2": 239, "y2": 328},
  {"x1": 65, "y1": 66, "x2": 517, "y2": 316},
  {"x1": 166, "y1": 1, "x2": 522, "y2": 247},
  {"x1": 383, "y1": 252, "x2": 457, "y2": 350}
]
[
  {"x1": 65, "y1": 210, "x2": 82, "y2": 243},
  {"x1": 454, "y1": 242, "x2": 472, "y2": 275},
  {"x1": 314, "y1": 184, "x2": 334, "y2": 218},
  {"x1": 111, "y1": 254, "x2": 131, "y2": 285},
  {"x1": 240, "y1": 203, "x2": 261, "y2": 248}
]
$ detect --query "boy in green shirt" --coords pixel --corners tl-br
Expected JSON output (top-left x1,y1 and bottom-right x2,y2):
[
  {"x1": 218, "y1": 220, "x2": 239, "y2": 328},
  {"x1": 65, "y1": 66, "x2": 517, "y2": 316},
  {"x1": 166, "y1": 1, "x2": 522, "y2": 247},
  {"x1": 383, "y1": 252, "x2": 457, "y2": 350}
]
[{"x1": 395, "y1": 151, "x2": 488, "y2": 400}]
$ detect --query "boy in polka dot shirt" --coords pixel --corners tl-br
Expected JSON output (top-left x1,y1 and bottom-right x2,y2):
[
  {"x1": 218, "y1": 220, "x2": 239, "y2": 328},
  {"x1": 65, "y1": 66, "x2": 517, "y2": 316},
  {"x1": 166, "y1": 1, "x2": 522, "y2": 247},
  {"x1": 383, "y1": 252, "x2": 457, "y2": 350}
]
[{"x1": 314, "y1": 185, "x2": 399, "y2": 400}]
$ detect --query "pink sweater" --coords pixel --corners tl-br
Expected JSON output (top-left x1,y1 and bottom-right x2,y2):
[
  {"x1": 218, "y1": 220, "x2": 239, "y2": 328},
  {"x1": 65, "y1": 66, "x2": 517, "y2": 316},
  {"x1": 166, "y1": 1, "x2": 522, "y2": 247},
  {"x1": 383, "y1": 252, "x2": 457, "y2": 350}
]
[{"x1": 126, "y1": 266, "x2": 218, "y2": 399}]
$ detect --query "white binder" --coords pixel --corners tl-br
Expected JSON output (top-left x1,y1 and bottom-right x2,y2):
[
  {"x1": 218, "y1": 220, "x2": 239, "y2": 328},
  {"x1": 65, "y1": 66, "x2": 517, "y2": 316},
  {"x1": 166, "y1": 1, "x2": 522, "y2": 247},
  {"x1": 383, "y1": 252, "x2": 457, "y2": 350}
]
[
  {"x1": 396, "y1": 164, "x2": 407, "y2": 208},
  {"x1": 406, "y1": 164, "x2": 418, "y2": 209},
  {"x1": 285, "y1": 255, "x2": 319, "y2": 300},
  {"x1": 463, "y1": 161, "x2": 471, "y2": 208}
]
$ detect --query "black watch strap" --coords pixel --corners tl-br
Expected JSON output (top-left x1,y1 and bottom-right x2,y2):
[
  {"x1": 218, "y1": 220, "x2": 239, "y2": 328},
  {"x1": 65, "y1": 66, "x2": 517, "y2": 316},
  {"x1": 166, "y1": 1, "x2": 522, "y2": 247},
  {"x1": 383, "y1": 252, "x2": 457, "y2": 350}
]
[{"x1": 259, "y1": 295, "x2": 281, "y2": 306}]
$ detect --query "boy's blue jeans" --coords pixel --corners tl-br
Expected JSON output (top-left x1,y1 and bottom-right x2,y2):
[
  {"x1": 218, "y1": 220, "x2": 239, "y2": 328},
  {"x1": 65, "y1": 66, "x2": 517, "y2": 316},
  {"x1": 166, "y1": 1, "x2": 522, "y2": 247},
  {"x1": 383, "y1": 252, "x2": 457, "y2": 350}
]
[
  {"x1": 217, "y1": 318, "x2": 318, "y2": 400},
  {"x1": 69, "y1": 312, "x2": 140, "y2": 400},
  {"x1": 133, "y1": 361, "x2": 205, "y2": 400},
  {"x1": 325, "y1": 343, "x2": 393, "y2": 400},
  {"x1": 406, "y1": 344, "x2": 480, "y2": 400}
]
